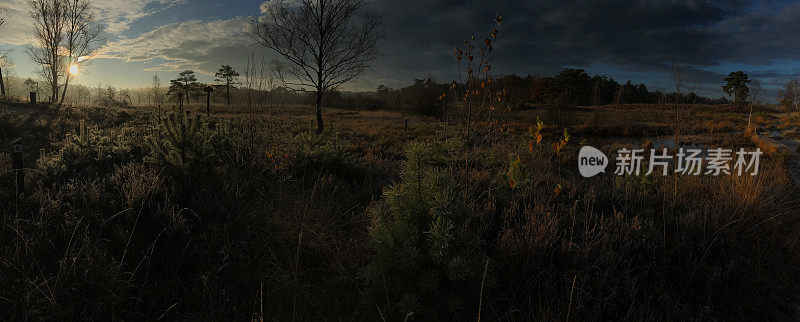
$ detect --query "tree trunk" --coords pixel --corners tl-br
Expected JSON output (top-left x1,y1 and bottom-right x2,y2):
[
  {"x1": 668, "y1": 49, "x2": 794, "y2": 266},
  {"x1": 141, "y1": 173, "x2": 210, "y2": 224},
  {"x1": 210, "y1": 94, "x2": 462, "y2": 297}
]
[
  {"x1": 59, "y1": 74, "x2": 71, "y2": 106},
  {"x1": 0, "y1": 67, "x2": 5, "y2": 97},
  {"x1": 315, "y1": 90, "x2": 324, "y2": 133},
  {"x1": 51, "y1": 52, "x2": 59, "y2": 104},
  {"x1": 226, "y1": 83, "x2": 231, "y2": 105}
]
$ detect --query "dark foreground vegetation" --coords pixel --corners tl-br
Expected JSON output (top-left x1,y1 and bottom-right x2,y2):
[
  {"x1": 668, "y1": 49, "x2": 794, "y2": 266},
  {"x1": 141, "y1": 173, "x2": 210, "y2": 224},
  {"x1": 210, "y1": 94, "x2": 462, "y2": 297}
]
[{"x1": 1, "y1": 101, "x2": 799, "y2": 320}]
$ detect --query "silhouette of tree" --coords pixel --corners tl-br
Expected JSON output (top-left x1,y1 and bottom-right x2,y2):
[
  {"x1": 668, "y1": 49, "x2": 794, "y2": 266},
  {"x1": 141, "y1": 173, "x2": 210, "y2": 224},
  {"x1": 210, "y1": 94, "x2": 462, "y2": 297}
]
[
  {"x1": 23, "y1": 78, "x2": 39, "y2": 95},
  {"x1": 168, "y1": 70, "x2": 199, "y2": 106},
  {"x1": 58, "y1": 0, "x2": 103, "y2": 106},
  {"x1": 151, "y1": 74, "x2": 163, "y2": 106},
  {"x1": 0, "y1": 0, "x2": 6, "y2": 29},
  {"x1": 552, "y1": 68, "x2": 592, "y2": 105},
  {"x1": 27, "y1": 0, "x2": 102, "y2": 106},
  {"x1": 214, "y1": 65, "x2": 239, "y2": 105},
  {"x1": 0, "y1": 3, "x2": 5, "y2": 96},
  {"x1": 778, "y1": 79, "x2": 800, "y2": 116},
  {"x1": 248, "y1": 0, "x2": 383, "y2": 132},
  {"x1": 27, "y1": 0, "x2": 66, "y2": 103},
  {"x1": 722, "y1": 71, "x2": 751, "y2": 106}
]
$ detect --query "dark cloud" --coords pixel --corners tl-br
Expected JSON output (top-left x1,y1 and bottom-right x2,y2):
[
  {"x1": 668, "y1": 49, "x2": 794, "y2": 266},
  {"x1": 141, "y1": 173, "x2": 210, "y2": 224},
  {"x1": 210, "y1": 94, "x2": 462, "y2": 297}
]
[
  {"x1": 363, "y1": 0, "x2": 797, "y2": 99},
  {"x1": 95, "y1": 0, "x2": 800, "y2": 101}
]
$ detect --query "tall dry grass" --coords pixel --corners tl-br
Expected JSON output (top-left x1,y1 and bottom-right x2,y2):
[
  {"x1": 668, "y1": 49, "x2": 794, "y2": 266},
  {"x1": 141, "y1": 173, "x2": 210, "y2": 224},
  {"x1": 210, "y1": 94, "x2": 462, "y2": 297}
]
[{"x1": 0, "y1": 103, "x2": 798, "y2": 320}]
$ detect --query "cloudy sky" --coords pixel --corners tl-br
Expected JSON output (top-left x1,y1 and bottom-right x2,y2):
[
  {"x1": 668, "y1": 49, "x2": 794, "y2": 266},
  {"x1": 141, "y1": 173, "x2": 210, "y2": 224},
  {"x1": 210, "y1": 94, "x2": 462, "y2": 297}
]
[{"x1": 2, "y1": 0, "x2": 800, "y2": 101}]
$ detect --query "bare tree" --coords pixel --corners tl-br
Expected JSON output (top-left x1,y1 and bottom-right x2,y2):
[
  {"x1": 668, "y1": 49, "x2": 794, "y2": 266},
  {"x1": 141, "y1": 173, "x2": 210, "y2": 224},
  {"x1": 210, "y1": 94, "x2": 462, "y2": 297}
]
[
  {"x1": 778, "y1": 79, "x2": 800, "y2": 118},
  {"x1": 0, "y1": 0, "x2": 6, "y2": 28},
  {"x1": 151, "y1": 74, "x2": 162, "y2": 106},
  {"x1": 0, "y1": 56, "x2": 6, "y2": 97},
  {"x1": 789, "y1": 79, "x2": 800, "y2": 113},
  {"x1": 0, "y1": 55, "x2": 14, "y2": 97},
  {"x1": 27, "y1": 0, "x2": 67, "y2": 103},
  {"x1": 0, "y1": 2, "x2": 6, "y2": 96},
  {"x1": 59, "y1": 0, "x2": 103, "y2": 105},
  {"x1": 749, "y1": 78, "x2": 763, "y2": 106},
  {"x1": 747, "y1": 78, "x2": 763, "y2": 129},
  {"x1": 664, "y1": 61, "x2": 698, "y2": 201},
  {"x1": 27, "y1": 0, "x2": 101, "y2": 106},
  {"x1": 248, "y1": 0, "x2": 382, "y2": 132}
]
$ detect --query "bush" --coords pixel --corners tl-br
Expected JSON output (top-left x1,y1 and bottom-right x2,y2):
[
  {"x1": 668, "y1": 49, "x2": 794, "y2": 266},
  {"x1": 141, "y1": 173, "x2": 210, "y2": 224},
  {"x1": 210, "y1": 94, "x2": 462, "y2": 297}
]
[
  {"x1": 36, "y1": 119, "x2": 136, "y2": 180},
  {"x1": 292, "y1": 127, "x2": 358, "y2": 176},
  {"x1": 145, "y1": 112, "x2": 227, "y2": 175},
  {"x1": 365, "y1": 141, "x2": 486, "y2": 319}
]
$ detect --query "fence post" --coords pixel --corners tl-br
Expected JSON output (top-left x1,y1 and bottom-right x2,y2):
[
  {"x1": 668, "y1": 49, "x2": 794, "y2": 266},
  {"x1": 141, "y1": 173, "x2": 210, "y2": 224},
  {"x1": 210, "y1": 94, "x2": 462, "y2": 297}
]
[
  {"x1": 12, "y1": 138, "x2": 24, "y2": 195},
  {"x1": 30, "y1": 92, "x2": 37, "y2": 106}
]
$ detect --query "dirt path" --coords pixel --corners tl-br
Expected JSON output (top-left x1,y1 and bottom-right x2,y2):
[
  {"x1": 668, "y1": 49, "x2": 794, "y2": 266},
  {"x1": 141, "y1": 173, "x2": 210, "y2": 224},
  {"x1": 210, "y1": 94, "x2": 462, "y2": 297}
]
[{"x1": 761, "y1": 132, "x2": 800, "y2": 189}]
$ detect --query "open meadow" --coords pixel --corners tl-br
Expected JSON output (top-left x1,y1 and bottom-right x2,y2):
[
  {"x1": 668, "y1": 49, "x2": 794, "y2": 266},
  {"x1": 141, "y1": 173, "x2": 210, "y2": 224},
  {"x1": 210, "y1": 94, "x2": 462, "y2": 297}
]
[
  {"x1": 4, "y1": 0, "x2": 800, "y2": 320},
  {"x1": 2, "y1": 100, "x2": 800, "y2": 320}
]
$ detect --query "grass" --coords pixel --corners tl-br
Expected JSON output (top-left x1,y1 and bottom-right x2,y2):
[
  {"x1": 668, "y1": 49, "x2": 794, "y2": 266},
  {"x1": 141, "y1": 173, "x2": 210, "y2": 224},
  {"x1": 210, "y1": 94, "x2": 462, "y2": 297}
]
[{"x1": 1, "y1": 102, "x2": 799, "y2": 320}]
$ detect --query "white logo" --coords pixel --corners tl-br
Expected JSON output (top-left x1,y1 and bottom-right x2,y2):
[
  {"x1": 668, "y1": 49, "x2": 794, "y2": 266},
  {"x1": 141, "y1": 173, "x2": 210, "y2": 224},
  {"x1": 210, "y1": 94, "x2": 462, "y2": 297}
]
[{"x1": 578, "y1": 146, "x2": 609, "y2": 178}]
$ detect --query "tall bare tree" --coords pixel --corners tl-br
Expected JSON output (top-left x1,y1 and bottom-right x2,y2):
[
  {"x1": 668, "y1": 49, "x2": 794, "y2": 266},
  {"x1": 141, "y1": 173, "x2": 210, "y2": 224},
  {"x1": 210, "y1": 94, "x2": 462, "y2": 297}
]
[
  {"x1": 778, "y1": 79, "x2": 800, "y2": 117},
  {"x1": 0, "y1": 2, "x2": 6, "y2": 96},
  {"x1": 151, "y1": 74, "x2": 163, "y2": 106},
  {"x1": 0, "y1": 1, "x2": 6, "y2": 96},
  {"x1": 27, "y1": 0, "x2": 67, "y2": 103},
  {"x1": 27, "y1": 0, "x2": 101, "y2": 106},
  {"x1": 249, "y1": 0, "x2": 382, "y2": 132},
  {"x1": 747, "y1": 78, "x2": 763, "y2": 129},
  {"x1": 59, "y1": 0, "x2": 102, "y2": 105},
  {"x1": 0, "y1": 0, "x2": 6, "y2": 28},
  {"x1": 0, "y1": 55, "x2": 6, "y2": 97},
  {"x1": 0, "y1": 57, "x2": 6, "y2": 97}
]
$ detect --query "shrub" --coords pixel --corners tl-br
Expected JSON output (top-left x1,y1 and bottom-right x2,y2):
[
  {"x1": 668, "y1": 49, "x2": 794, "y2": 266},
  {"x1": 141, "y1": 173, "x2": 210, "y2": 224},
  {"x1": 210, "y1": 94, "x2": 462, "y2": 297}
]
[
  {"x1": 365, "y1": 141, "x2": 485, "y2": 319},
  {"x1": 292, "y1": 127, "x2": 357, "y2": 176},
  {"x1": 145, "y1": 112, "x2": 227, "y2": 175},
  {"x1": 36, "y1": 119, "x2": 135, "y2": 179}
]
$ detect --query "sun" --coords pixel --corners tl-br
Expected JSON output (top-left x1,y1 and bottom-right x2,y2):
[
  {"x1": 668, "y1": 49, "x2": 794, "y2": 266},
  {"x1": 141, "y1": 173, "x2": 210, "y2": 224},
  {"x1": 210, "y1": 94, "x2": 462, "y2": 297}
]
[{"x1": 69, "y1": 64, "x2": 79, "y2": 76}]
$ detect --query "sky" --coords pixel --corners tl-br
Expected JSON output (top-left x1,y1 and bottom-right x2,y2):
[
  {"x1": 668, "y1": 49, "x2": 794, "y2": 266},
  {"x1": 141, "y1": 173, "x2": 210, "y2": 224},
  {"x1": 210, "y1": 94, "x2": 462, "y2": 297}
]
[{"x1": 2, "y1": 0, "x2": 800, "y2": 102}]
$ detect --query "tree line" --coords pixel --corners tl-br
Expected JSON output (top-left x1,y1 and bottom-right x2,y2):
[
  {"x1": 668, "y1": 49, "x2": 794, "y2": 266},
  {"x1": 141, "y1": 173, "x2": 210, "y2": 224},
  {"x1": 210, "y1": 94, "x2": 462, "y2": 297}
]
[{"x1": 370, "y1": 69, "x2": 731, "y2": 116}]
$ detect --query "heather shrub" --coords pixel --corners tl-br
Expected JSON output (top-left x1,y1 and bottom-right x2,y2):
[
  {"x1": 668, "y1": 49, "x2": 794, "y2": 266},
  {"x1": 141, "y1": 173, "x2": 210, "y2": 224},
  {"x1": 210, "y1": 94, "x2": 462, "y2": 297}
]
[
  {"x1": 36, "y1": 119, "x2": 136, "y2": 179},
  {"x1": 485, "y1": 150, "x2": 800, "y2": 320}
]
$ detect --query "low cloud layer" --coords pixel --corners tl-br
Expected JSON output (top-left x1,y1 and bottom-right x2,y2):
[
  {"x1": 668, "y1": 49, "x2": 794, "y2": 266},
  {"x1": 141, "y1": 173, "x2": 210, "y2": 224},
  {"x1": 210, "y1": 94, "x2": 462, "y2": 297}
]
[{"x1": 100, "y1": 17, "x2": 259, "y2": 74}]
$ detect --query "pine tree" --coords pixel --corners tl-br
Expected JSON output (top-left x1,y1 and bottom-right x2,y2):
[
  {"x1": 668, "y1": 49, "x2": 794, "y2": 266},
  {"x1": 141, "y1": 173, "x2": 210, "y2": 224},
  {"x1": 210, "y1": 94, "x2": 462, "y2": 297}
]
[
  {"x1": 146, "y1": 112, "x2": 220, "y2": 174},
  {"x1": 365, "y1": 141, "x2": 485, "y2": 319}
]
